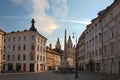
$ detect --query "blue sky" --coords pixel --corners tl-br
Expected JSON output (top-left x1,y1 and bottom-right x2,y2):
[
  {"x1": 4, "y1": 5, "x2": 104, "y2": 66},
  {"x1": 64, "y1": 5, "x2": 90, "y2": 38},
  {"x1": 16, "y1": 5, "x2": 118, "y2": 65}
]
[{"x1": 0, "y1": 0, "x2": 114, "y2": 49}]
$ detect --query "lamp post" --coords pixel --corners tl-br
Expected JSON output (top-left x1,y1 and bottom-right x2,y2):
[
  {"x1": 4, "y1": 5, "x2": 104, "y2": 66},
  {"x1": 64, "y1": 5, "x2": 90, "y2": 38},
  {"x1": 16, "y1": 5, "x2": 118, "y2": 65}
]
[{"x1": 72, "y1": 32, "x2": 79, "y2": 78}]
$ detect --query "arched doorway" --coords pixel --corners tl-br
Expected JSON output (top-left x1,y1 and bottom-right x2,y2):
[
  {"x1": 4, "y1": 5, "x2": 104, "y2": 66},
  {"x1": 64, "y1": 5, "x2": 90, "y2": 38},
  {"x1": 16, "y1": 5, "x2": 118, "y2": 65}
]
[{"x1": 89, "y1": 59, "x2": 94, "y2": 72}]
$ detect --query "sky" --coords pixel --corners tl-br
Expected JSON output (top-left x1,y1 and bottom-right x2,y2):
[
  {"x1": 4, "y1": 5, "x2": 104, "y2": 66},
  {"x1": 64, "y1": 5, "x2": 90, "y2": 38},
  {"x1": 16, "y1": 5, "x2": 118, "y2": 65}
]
[{"x1": 0, "y1": 0, "x2": 114, "y2": 49}]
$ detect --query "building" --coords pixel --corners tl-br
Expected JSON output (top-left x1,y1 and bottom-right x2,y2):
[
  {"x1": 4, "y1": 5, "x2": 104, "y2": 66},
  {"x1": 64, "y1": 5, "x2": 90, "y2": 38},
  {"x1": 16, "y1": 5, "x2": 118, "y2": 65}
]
[
  {"x1": 66, "y1": 35, "x2": 75, "y2": 67},
  {"x1": 99, "y1": 0, "x2": 120, "y2": 73},
  {"x1": 77, "y1": 32, "x2": 85, "y2": 70},
  {"x1": 78, "y1": 0, "x2": 120, "y2": 73},
  {"x1": 83, "y1": 16, "x2": 102, "y2": 72},
  {"x1": 46, "y1": 43, "x2": 62, "y2": 71},
  {"x1": 63, "y1": 29, "x2": 75, "y2": 67},
  {"x1": 0, "y1": 29, "x2": 5, "y2": 73},
  {"x1": 4, "y1": 19, "x2": 47, "y2": 72}
]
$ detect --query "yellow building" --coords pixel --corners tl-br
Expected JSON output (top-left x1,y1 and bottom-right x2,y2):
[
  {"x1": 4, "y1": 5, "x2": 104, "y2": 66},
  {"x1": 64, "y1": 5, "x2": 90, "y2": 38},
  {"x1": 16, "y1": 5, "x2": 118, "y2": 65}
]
[
  {"x1": 0, "y1": 29, "x2": 5, "y2": 73},
  {"x1": 46, "y1": 44, "x2": 62, "y2": 71}
]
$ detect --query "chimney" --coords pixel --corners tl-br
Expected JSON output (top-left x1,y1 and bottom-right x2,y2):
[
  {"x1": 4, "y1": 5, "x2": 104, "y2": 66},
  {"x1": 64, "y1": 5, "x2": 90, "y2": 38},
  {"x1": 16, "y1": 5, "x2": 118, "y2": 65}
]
[{"x1": 49, "y1": 44, "x2": 52, "y2": 50}]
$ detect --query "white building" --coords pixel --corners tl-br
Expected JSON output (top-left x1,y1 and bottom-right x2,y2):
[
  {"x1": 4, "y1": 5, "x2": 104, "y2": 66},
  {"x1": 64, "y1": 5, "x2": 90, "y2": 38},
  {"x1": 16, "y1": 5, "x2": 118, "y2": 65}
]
[
  {"x1": 5, "y1": 19, "x2": 47, "y2": 72},
  {"x1": 84, "y1": 16, "x2": 102, "y2": 72},
  {"x1": 77, "y1": 32, "x2": 85, "y2": 70},
  {"x1": 99, "y1": 0, "x2": 120, "y2": 73},
  {"x1": 78, "y1": 0, "x2": 120, "y2": 73}
]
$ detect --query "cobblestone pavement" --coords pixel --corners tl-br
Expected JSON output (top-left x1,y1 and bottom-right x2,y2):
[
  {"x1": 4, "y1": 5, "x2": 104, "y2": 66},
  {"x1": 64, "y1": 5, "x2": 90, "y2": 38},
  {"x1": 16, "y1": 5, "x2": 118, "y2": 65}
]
[{"x1": 0, "y1": 71, "x2": 120, "y2": 80}]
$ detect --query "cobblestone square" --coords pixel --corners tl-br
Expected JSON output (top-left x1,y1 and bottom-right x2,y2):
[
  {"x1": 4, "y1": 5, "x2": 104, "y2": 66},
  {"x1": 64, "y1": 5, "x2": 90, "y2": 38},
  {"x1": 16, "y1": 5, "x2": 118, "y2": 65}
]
[{"x1": 0, "y1": 71, "x2": 120, "y2": 80}]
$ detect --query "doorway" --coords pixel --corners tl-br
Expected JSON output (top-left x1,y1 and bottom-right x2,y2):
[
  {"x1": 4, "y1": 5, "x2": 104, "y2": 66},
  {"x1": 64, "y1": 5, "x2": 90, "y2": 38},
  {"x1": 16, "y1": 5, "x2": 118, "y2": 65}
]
[
  {"x1": 29, "y1": 63, "x2": 34, "y2": 72},
  {"x1": 8, "y1": 63, "x2": 13, "y2": 71}
]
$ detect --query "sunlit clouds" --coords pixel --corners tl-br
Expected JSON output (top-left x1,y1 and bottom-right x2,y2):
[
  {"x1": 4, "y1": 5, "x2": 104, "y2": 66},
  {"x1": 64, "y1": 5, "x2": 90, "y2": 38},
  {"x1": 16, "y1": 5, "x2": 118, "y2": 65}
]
[{"x1": 61, "y1": 19, "x2": 91, "y2": 25}]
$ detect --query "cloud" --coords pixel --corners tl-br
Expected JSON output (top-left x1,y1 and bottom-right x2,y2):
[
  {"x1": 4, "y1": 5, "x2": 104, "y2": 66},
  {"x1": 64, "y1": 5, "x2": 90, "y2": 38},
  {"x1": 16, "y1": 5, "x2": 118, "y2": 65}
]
[
  {"x1": 11, "y1": 0, "x2": 68, "y2": 34},
  {"x1": 51, "y1": 0, "x2": 68, "y2": 18},
  {"x1": 61, "y1": 19, "x2": 91, "y2": 25},
  {"x1": 31, "y1": 0, "x2": 58, "y2": 34}
]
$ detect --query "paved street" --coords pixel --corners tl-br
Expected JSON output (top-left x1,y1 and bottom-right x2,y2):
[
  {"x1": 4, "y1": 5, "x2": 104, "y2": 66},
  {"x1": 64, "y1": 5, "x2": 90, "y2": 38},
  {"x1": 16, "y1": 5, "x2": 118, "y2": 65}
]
[{"x1": 0, "y1": 71, "x2": 120, "y2": 80}]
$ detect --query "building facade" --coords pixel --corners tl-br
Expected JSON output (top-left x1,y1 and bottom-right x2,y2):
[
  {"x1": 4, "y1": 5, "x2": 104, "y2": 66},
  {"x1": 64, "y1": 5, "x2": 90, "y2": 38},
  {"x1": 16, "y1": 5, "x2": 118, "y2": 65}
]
[
  {"x1": 99, "y1": 0, "x2": 120, "y2": 73},
  {"x1": 78, "y1": 0, "x2": 120, "y2": 73},
  {"x1": 77, "y1": 33, "x2": 85, "y2": 70},
  {"x1": 84, "y1": 16, "x2": 102, "y2": 72},
  {"x1": 5, "y1": 19, "x2": 47, "y2": 72},
  {"x1": 66, "y1": 35, "x2": 75, "y2": 67},
  {"x1": 0, "y1": 29, "x2": 5, "y2": 73},
  {"x1": 46, "y1": 44, "x2": 62, "y2": 71}
]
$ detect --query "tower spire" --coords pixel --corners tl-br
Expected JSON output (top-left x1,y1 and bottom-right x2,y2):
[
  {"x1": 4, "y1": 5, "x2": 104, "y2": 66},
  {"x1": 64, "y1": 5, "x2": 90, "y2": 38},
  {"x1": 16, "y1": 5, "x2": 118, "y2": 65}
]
[
  {"x1": 64, "y1": 29, "x2": 67, "y2": 60},
  {"x1": 29, "y1": 19, "x2": 37, "y2": 32},
  {"x1": 55, "y1": 38, "x2": 61, "y2": 50},
  {"x1": 64, "y1": 29, "x2": 67, "y2": 51},
  {"x1": 68, "y1": 35, "x2": 72, "y2": 43}
]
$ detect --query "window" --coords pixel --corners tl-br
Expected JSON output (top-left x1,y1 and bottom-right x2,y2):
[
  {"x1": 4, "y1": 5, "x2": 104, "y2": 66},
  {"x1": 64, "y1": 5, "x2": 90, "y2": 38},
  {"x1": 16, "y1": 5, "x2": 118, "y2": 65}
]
[
  {"x1": 7, "y1": 55, "x2": 10, "y2": 61},
  {"x1": 24, "y1": 36, "x2": 26, "y2": 41},
  {"x1": 95, "y1": 49, "x2": 98, "y2": 56},
  {"x1": 13, "y1": 37, "x2": 15, "y2": 42},
  {"x1": 18, "y1": 36, "x2": 21, "y2": 41},
  {"x1": 37, "y1": 45, "x2": 39, "y2": 51},
  {"x1": 41, "y1": 39, "x2": 42, "y2": 44},
  {"x1": 12, "y1": 55, "x2": 15, "y2": 61},
  {"x1": 37, "y1": 55, "x2": 39, "y2": 61},
  {"x1": 41, "y1": 47, "x2": 42, "y2": 52},
  {"x1": 30, "y1": 52, "x2": 34, "y2": 60},
  {"x1": 44, "y1": 40, "x2": 46, "y2": 45},
  {"x1": 18, "y1": 45, "x2": 21, "y2": 51},
  {"x1": 38, "y1": 38, "x2": 39, "y2": 43},
  {"x1": 95, "y1": 36, "x2": 97, "y2": 44},
  {"x1": 92, "y1": 51, "x2": 94, "y2": 57},
  {"x1": 99, "y1": 33, "x2": 101, "y2": 43},
  {"x1": 8, "y1": 37, "x2": 11, "y2": 42},
  {"x1": 23, "y1": 54, "x2": 26, "y2": 60},
  {"x1": 111, "y1": 43, "x2": 114, "y2": 54},
  {"x1": 110, "y1": 27, "x2": 114, "y2": 39},
  {"x1": 95, "y1": 23, "x2": 97, "y2": 32},
  {"x1": 31, "y1": 45, "x2": 34, "y2": 50},
  {"x1": 104, "y1": 46, "x2": 107, "y2": 56},
  {"x1": 68, "y1": 45, "x2": 69, "y2": 48},
  {"x1": 18, "y1": 54, "x2": 20, "y2": 61},
  {"x1": 43, "y1": 48, "x2": 45, "y2": 53},
  {"x1": 40, "y1": 56, "x2": 42, "y2": 61},
  {"x1": 99, "y1": 48, "x2": 102, "y2": 56},
  {"x1": 32, "y1": 35, "x2": 35, "y2": 40},
  {"x1": 23, "y1": 45, "x2": 26, "y2": 50},
  {"x1": 43, "y1": 56, "x2": 45, "y2": 62},
  {"x1": 13, "y1": 45, "x2": 15, "y2": 51}
]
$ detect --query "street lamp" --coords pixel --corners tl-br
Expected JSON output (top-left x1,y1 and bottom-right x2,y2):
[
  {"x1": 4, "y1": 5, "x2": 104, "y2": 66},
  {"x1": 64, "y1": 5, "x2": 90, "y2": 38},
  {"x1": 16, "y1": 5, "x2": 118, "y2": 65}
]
[{"x1": 72, "y1": 32, "x2": 79, "y2": 78}]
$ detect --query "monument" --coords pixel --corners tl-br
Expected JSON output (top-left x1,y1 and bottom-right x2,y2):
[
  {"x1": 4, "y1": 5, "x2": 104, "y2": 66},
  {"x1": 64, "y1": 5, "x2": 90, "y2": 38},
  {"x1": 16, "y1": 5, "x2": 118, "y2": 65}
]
[{"x1": 59, "y1": 29, "x2": 74, "y2": 73}]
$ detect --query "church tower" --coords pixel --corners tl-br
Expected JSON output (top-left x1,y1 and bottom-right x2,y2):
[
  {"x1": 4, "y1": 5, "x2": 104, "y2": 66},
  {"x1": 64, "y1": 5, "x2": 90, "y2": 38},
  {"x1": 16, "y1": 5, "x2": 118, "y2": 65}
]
[
  {"x1": 67, "y1": 35, "x2": 73, "y2": 49},
  {"x1": 55, "y1": 38, "x2": 61, "y2": 50}
]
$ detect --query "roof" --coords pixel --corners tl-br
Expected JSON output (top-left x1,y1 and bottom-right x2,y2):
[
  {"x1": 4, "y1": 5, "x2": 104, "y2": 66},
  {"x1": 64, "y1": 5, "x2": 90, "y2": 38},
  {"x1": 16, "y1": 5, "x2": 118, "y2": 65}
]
[{"x1": 46, "y1": 46, "x2": 63, "y2": 56}]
